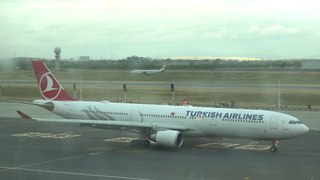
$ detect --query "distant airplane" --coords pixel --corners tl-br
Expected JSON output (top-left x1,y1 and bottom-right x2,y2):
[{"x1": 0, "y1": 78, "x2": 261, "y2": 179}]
[
  {"x1": 131, "y1": 65, "x2": 166, "y2": 75},
  {"x1": 17, "y1": 61, "x2": 309, "y2": 152}
]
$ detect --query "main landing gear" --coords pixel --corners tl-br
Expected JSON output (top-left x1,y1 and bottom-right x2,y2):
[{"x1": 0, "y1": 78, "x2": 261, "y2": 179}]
[
  {"x1": 130, "y1": 139, "x2": 151, "y2": 147},
  {"x1": 270, "y1": 139, "x2": 279, "y2": 152}
]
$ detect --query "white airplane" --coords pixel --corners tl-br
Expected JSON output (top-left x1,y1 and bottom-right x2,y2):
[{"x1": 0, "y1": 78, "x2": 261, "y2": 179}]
[
  {"x1": 130, "y1": 65, "x2": 166, "y2": 75},
  {"x1": 17, "y1": 61, "x2": 309, "y2": 152}
]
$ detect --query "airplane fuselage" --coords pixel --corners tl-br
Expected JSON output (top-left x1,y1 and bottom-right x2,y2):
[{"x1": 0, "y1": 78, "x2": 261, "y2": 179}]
[
  {"x1": 34, "y1": 100, "x2": 308, "y2": 140},
  {"x1": 130, "y1": 65, "x2": 165, "y2": 75}
]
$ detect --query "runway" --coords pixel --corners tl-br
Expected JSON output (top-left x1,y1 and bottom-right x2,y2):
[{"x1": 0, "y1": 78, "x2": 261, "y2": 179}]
[
  {"x1": 0, "y1": 114, "x2": 320, "y2": 179},
  {"x1": 2, "y1": 79, "x2": 320, "y2": 90}
]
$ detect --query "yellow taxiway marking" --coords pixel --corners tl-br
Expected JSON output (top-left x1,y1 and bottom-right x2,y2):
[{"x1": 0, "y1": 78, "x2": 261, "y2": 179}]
[
  {"x1": 12, "y1": 132, "x2": 81, "y2": 139},
  {"x1": 197, "y1": 142, "x2": 270, "y2": 151}
]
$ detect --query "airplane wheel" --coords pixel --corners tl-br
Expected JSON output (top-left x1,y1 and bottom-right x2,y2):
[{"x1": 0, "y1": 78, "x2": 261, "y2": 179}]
[
  {"x1": 270, "y1": 146, "x2": 277, "y2": 152},
  {"x1": 130, "y1": 140, "x2": 138, "y2": 146},
  {"x1": 144, "y1": 139, "x2": 150, "y2": 147},
  {"x1": 143, "y1": 139, "x2": 150, "y2": 147}
]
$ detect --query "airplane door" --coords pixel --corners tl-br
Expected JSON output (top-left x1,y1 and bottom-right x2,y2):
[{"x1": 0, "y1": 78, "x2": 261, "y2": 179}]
[
  {"x1": 270, "y1": 116, "x2": 278, "y2": 129},
  {"x1": 129, "y1": 110, "x2": 143, "y2": 122}
]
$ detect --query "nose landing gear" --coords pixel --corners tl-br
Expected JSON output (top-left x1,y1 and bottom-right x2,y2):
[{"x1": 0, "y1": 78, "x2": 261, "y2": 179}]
[{"x1": 270, "y1": 139, "x2": 279, "y2": 152}]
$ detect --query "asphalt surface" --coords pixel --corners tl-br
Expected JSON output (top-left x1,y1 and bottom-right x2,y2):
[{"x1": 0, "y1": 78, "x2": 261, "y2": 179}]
[{"x1": 0, "y1": 103, "x2": 320, "y2": 180}]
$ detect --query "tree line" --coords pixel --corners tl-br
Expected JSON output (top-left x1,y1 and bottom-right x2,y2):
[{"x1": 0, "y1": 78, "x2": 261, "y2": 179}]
[{"x1": 13, "y1": 56, "x2": 303, "y2": 70}]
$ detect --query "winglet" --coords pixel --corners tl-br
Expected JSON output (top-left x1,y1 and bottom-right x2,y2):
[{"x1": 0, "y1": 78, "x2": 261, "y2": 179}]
[
  {"x1": 160, "y1": 65, "x2": 166, "y2": 72},
  {"x1": 16, "y1": 110, "x2": 32, "y2": 119}
]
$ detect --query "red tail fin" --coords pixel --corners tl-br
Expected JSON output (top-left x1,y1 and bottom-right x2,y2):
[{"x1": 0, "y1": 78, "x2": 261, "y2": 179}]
[{"x1": 32, "y1": 60, "x2": 77, "y2": 101}]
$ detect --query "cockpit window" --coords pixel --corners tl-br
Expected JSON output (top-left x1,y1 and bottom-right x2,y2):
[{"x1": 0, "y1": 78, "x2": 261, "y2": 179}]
[{"x1": 289, "y1": 121, "x2": 301, "y2": 124}]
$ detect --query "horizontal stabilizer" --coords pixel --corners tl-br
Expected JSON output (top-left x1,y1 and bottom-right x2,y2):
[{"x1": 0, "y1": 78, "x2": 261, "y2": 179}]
[{"x1": 16, "y1": 110, "x2": 32, "y2": 119}]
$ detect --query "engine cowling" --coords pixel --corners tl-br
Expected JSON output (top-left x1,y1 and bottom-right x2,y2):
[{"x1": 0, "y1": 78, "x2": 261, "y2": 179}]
[{"x1": 151, "y1": 130, "x2": 183, "y2": 147}]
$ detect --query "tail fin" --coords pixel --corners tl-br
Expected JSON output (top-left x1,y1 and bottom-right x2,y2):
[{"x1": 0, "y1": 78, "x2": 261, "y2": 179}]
[
  {"x1": 32, "y1": 60, "x2": 77, "y2": 101},
  {"x1": 160, "y1": 65, "x2": 166, "y2": 72}
]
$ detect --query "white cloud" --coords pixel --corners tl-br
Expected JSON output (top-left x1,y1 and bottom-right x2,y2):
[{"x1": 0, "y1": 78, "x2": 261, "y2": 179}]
[
  {"x1": 244, "y1": 0, "x2": 320, "y2": 12},
  {"x1": 249, "y1": 24, "x2": 300, "y2": 36},
  {"x1": 264, "y1": 25, "x2": 300, "y2": 35},
  {"x1": 0, "y1": 0, "x2": 320, "y2": 59},
  {"x1": 315, "y1": 31, "x2": 320, "y2": 37}
]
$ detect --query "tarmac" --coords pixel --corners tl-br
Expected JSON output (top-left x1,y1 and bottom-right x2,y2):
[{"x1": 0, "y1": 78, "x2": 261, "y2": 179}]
[{"x1": 0, "y1": 102, "x2": 320, "y2": 180}]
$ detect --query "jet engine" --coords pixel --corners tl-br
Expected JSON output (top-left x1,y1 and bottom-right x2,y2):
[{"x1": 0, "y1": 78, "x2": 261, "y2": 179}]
[{"x1": 151, "y1": 130, "x2": 183, "y2": 147}]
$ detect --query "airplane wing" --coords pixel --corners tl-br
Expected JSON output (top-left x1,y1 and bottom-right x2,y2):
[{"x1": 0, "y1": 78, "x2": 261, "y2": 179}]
[
  {"x1": 16, "y1": 111, "x2": 191, "y2": 132},
  {"x1": 36, "y1": 118, "x2": 190, "y2": 131}
]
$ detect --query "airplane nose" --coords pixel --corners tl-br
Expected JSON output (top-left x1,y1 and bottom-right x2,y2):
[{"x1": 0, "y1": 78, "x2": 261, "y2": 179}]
[{"x1": 301, "y1": 124, "x2": 309, "y2": 134}]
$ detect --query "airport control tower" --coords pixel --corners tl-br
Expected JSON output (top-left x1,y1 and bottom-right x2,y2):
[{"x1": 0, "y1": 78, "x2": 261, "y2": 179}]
[{"x1": 54, "y1": 47, "x2": 61, "y2": 71}]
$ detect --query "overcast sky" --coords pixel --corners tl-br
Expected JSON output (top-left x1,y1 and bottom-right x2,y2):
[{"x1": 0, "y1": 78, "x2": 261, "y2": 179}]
[{"x1": 1, "y1": 0, "x2": 320, "y2": 60}]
